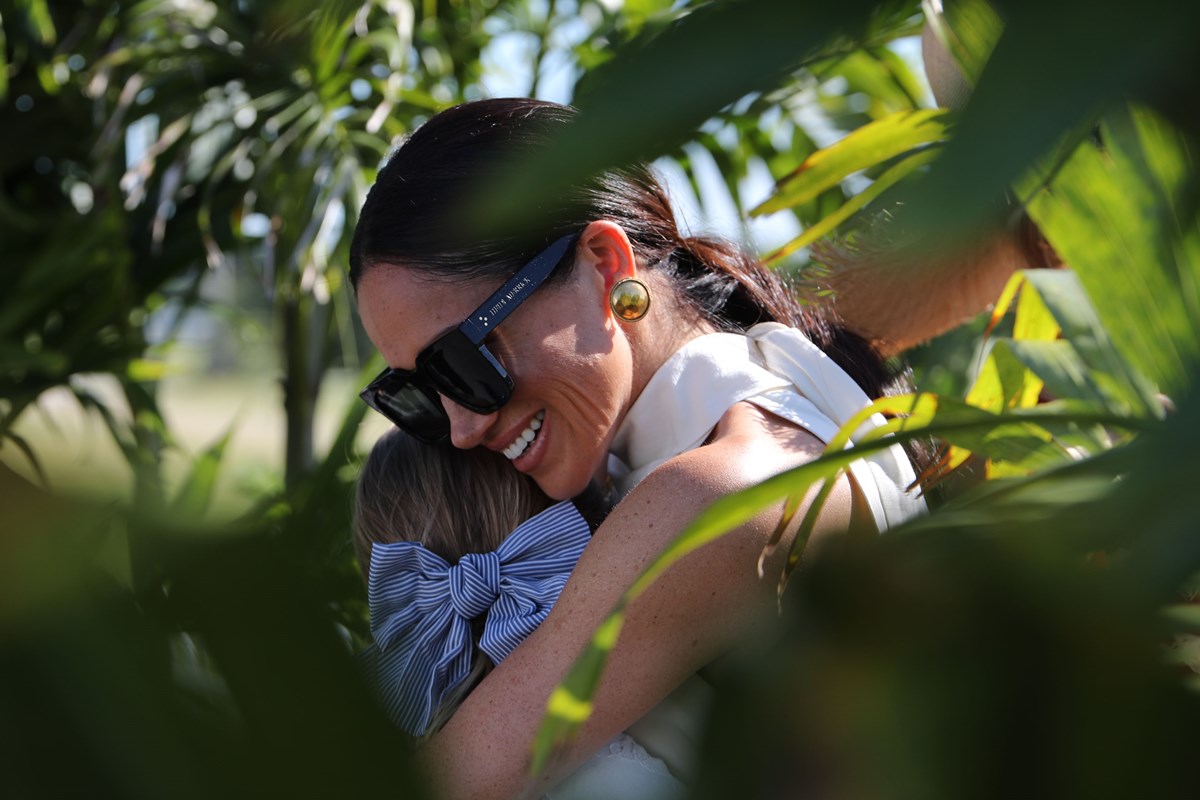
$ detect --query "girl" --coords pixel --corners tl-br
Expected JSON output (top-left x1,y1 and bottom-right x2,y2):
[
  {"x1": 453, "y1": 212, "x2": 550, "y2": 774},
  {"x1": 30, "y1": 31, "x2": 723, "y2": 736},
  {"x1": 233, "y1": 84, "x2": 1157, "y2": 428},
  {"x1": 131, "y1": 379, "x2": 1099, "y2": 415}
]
[{"x1": 353, "y1": 429, "x2": 688, "y2": 799}]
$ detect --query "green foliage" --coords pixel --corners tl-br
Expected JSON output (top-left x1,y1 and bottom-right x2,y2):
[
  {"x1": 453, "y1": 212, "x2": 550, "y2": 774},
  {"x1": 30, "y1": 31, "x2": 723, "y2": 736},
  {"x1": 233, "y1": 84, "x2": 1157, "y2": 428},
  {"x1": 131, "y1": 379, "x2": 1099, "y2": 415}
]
[
  {"x1": 471, "y1": 0, "x2": 923, "y2": 236},
  {"x1": 899, "y1": 0, "x2": 1200, "y2": 240},
  {"x1": 4, "y1": 0, "x2": 1200, "y2": 797},
  {"x1": 1026, "y1": 108, "x2": 1200, "y2": 402},
  {"x1": 752, "y1": 108, "x2": 950, "y2": 217}
]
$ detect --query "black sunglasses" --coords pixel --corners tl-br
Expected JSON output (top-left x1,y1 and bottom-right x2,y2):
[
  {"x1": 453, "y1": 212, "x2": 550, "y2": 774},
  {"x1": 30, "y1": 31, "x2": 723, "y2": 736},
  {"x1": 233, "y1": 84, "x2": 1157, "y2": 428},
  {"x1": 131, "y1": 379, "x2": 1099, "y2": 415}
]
[{"x1": 360, "y1": 233, "x2": 578, "y2": 441}]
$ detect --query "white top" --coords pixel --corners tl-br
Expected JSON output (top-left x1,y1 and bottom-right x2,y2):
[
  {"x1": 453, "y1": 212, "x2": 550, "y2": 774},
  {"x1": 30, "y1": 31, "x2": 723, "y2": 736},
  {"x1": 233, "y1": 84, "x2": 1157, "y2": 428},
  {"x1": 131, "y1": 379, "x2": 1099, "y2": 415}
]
[
  {"x1": 611, "y1": 322, "x2": 926, "y2": 528},
  {"x1": 544, "y1": 733, "x2": 685, "y2": 800}
]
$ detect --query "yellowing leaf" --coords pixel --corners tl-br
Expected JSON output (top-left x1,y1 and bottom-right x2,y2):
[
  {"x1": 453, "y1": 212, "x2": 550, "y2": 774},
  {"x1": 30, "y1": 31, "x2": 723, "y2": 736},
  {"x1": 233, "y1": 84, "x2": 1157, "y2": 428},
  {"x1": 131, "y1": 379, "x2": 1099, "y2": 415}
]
[
  {"x1": 1013, "y1": 275, "x2": 1061, "y2": 343},
  {"x1": 985, "y1": 271, "x2": 1026, "y2": 337}
]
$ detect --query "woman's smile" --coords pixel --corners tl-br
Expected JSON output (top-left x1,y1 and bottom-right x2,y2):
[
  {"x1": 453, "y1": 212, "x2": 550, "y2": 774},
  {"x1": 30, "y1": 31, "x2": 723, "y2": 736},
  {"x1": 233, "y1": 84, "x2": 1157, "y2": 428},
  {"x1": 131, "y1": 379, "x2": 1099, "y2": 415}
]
[
  {"x1": 497, "y1": 409, "x2": 543, "y2": 461},
  {"x1": 358, "y1": 260, "x2": 629, "y2": 500}
]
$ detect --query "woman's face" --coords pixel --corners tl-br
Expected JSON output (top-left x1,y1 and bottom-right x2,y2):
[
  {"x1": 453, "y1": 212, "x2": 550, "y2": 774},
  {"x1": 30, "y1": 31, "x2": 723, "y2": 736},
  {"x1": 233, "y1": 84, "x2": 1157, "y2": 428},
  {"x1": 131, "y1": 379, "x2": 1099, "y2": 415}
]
[{"x1": 357, "y1": 245, "x2": 636, "y2": 501}]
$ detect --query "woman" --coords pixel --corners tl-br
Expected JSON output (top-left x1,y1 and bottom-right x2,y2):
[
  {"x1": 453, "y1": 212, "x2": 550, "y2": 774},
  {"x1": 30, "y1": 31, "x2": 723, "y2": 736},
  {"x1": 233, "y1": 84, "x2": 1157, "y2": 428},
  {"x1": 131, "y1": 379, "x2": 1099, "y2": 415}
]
[{"x1": 349, "y1": 98, "x2": 925, "y2": 798}]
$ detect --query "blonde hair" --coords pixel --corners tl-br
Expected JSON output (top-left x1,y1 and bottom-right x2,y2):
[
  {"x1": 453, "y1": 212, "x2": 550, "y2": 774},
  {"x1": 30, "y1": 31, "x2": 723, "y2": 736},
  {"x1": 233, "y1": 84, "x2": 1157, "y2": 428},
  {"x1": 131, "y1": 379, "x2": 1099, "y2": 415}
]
[
  {"x1": 353, "y1": 428, "x2": 551, "y2": 576},
  {"x1": 353, "y1": 429, "x2": 554, "y2": 735}
]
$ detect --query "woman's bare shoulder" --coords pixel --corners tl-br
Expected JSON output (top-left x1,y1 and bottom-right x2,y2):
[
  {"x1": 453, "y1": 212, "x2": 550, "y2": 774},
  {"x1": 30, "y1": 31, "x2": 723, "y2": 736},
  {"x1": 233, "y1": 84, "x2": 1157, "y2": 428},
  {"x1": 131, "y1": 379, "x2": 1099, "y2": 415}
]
[
  {"x1": 606, "y1": 400, "x2": 863, "y2": 587},
  {"x1": 633, "y1": 400, "x2": 835, "y2": 503}
]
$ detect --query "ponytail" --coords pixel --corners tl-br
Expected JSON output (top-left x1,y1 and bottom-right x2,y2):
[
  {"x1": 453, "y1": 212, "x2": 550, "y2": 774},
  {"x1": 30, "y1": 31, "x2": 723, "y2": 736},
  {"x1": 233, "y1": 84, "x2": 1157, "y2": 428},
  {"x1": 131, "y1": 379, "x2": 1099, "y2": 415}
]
[{"x1": 668, "y1": 234, "x2": 803, "y2": 331}]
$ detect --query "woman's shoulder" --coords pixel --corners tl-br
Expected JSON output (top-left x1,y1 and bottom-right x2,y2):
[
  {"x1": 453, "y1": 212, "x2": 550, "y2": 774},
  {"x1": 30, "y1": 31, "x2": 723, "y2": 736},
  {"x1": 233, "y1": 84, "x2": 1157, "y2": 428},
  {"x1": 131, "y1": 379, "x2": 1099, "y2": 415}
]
[
  {"x1": 608, "y1": 400, "x2": 856, "y2": 560},
  {"x1": 636, "y1": 400, "x2": 829, "y2": 496}
]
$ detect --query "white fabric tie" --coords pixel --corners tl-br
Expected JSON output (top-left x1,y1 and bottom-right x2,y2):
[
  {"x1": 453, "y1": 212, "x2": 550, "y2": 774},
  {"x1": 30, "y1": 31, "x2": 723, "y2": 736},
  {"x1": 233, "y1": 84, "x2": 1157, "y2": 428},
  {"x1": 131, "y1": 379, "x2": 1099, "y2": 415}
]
[{"x1": 610, "y1": 322, "x2": 923, "y2": 531}]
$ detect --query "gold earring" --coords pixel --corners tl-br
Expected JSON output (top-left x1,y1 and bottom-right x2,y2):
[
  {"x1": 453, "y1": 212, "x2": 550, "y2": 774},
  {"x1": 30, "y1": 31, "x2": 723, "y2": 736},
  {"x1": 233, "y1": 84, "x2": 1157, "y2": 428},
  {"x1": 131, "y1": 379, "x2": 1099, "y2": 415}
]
[{"x1": 609, "y1": 278, "x2": 651, "y2": 322}]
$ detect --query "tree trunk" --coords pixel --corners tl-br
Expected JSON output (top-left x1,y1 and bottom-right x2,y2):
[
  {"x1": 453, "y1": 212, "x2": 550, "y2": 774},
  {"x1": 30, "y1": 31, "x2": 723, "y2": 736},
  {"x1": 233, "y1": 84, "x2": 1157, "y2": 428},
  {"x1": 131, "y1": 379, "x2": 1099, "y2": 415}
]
[{"x1": 282, "y1": 294, "x2": 317, "y2": 491}]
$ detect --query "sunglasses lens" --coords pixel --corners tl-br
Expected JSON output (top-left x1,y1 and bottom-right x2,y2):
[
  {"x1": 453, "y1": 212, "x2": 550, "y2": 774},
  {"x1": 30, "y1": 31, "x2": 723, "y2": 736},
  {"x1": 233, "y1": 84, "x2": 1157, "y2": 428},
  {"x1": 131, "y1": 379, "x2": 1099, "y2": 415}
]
[
  {"x1": 421, "y1": 331, "x2": 512, "y2": 412},
  {"x1": 367, "y1": 378, "x2": 449, "y2": 442}
]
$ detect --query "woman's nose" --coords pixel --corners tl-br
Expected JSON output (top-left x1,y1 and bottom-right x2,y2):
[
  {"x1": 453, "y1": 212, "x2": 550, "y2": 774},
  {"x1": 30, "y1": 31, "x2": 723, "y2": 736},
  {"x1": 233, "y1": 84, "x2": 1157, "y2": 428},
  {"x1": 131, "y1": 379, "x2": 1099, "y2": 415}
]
[{"x1": 441, "y1": 395, "x2": 496, "y2": 449}]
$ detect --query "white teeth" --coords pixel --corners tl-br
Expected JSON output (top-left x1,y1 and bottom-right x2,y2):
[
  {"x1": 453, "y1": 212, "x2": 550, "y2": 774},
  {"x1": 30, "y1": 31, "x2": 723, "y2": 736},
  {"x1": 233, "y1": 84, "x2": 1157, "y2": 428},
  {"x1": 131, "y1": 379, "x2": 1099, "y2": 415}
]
[{"x1": 503, "y1": 411, "x2": 545, "y2": 461}]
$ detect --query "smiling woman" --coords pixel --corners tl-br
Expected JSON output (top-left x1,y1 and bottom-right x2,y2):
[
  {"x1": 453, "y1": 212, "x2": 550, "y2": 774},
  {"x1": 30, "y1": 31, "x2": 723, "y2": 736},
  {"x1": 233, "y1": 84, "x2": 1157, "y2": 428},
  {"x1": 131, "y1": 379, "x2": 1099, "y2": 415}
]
[
  {"x1": 348, "y1": 97, "x2": 925, "y2": 798},
  {"x1": 355, "y1": 221, "x2": 639, "y2": 500},
  {"x1": 358, "y1": 234, "x2": 578, "y2": 444}
]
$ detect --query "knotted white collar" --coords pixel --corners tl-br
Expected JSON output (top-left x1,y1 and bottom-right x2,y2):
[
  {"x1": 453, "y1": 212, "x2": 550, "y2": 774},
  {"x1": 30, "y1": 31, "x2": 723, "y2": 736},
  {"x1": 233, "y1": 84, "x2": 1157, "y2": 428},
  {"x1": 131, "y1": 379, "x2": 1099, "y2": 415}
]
[{"x1": 609, "y1": 322, "x2": 923, "y2": 530}]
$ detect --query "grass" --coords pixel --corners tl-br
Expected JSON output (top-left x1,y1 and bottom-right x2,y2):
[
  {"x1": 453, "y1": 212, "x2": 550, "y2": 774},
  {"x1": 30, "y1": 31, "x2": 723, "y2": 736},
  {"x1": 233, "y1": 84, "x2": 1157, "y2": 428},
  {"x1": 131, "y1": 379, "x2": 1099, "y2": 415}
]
[{"x1": 3, "y1": 368, "x2": 391, "y2": 518}]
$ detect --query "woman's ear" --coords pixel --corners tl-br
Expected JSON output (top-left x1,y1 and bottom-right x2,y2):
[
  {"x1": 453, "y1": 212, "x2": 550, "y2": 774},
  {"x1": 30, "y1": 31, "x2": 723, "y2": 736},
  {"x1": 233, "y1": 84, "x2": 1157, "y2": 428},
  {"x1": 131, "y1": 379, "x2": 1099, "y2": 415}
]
[{"x1": 577, "y1": 220, "x2": 637, "y2": 297}]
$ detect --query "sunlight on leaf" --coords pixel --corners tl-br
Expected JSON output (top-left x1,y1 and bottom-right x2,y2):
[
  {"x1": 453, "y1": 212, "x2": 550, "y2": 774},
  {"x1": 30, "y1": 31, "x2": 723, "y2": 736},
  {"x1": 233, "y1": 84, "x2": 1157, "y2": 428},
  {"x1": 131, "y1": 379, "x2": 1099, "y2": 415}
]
[
  {"x1": 1028, "y1": 107, "x2": 1200, "y2": 403},
  {"x1": 531, "y1": 394, "x2": 1156, "y2": 773},
  {"x1": 984, "y1": 271, "x2": 1026, "y2": 337},
  {"x1": 766, "y1": 147, "x2": 941, "y2": 262},
  {"x1": 752, "y1": 109, "x2": 951, "y2": 216},
  {"x1": 1023, "y1": 269, "x2": 1162, "y2": 416}
]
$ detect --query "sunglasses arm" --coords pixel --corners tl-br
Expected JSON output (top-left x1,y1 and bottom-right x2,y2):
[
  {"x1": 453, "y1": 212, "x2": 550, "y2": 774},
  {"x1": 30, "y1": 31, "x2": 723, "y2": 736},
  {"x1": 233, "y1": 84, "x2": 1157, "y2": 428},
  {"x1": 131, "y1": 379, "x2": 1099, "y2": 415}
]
[{"x1": 458, "y1": 234, "x2": 578, "y2": 344}]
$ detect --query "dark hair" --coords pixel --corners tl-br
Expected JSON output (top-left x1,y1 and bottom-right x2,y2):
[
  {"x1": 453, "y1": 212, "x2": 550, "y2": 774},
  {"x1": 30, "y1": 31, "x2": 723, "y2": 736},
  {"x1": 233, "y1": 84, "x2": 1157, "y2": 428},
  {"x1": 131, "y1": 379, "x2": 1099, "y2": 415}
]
[{"x1": 350, "y1": 97, "x2": 897, "y2": 402}]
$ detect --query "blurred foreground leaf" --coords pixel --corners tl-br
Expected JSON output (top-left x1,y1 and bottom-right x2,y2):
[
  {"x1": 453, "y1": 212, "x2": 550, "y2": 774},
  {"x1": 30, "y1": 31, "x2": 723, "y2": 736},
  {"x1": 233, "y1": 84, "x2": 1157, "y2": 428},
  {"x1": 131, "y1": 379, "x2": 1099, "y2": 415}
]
[
  {"x1": 474, "y1": 0, "x2": 907, "y2": 235},
  {"x1": 1027, "y1": 108, "x2": 1200, "y2": 402},
  {"x1": 0, "y1": 477, "x2": 428, "y2": 799},
  {"x1": 903, "y1": 0, "x2": 1200, "y2": 241}
]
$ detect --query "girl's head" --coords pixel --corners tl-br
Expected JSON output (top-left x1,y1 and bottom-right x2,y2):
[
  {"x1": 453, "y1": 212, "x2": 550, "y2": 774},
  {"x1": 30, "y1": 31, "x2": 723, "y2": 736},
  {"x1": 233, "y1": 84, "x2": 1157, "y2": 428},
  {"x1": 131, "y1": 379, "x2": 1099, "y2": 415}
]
[
  {"x1": 352, "y1": 427, "x2": 550, "y2": 579},
  {"x1": 355, "y1": 428, "x2": 570, "y2": 737},
  {"x1": 351, "y1": 98, "x2": 891, "y2": 499}
]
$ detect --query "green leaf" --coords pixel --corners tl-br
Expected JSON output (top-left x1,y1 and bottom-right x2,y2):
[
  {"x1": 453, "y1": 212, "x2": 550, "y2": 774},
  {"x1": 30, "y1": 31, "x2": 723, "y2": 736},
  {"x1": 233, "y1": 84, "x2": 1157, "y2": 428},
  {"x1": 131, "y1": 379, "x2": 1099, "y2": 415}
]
[
  {"x1": 24, "y1": 0, "x2": 57, "y2": 46},
  {"x1": 127, "y1": 358, "x2": 171, "y2": 382},
  {"x1": 474, "y1": 0, "x2": 886, "y2": 236},
  {"x1": 752, "y1": 109, "x2": 951, "y2": 216},
  {"x1": 1004, "y1": 340, "x2": 1111, "y2": 410},
  {"x1": 531, "y1": 614, "x2": 626, "y2": 775},
  {"x1": 964, "y1": 278, "x2": 1060, "y2": 413},
  {"x1": 171, "y1": 426, "x2": 235, "y2": 519},
  {"x1": 984, "y1": 271, "x2": 1026, "y2": 336},
  {"x1": 1012, "y1": 274, "x2": 1059, "y2": 343},
  {"x1": 1024, "y1": 265, "x2": 1163, "y2": 417},
  {"x1": 1027, "y1": 107, "x2": 1200, "y2": 404},
  {"x1": 0, "y1": 15, "x2": 9, "y2": 102},
  {"x1": 899, "y1": 1, "x2": 1200, "y2": 244},
  {"x1": 825, "y1": 49, "x2": 925, "y2": 118},
  {"x1": 766, "y1": 146, "x2": 941, "y2": 262},
  {"x1": 967, "y1": 340, "x2": 1043, "y2": 413},
  {"x1": 530, "y1": 395, "x2": 1153, "y2": 771}
]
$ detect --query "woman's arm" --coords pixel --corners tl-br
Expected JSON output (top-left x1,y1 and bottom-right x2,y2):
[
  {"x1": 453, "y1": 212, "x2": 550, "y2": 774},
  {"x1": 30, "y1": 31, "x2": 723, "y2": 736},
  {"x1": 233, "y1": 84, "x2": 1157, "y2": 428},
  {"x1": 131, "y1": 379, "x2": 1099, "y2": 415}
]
[
  {"x1": 816, "y1": 217, "x2": 1062, "y2": 358},
  {"x1": 418, "y1": 403, "x2": 860, "y2": 799}
]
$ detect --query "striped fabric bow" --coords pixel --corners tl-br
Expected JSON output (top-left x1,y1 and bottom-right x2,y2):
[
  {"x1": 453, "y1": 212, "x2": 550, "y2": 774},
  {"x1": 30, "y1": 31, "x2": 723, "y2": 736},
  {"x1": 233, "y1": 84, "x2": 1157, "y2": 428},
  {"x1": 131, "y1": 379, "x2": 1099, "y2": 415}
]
[{"x1": 363, "y1": 500, "x2": 590, "y2": 736}]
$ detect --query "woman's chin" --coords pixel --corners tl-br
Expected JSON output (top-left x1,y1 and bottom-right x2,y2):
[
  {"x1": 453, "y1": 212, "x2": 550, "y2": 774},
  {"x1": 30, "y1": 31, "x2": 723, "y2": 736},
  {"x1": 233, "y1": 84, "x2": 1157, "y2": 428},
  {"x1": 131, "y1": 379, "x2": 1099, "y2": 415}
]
[
  {"x1": 516, "y1": 413, "x2": 607, "y2": 501},
  {"x1": 537, "y1": 473, "x2": 591, "y2": 502}
]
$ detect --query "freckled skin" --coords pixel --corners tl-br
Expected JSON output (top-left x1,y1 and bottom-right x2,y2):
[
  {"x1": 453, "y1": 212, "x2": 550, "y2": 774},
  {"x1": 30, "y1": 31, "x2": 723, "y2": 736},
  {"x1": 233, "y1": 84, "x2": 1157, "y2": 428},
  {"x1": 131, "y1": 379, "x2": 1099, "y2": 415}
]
[
  {"x1": 357, "y1": 249, "x2": 635, "y2": 500},
  {"x1": 357, "y1": 221, "x2": 713, "y2": 502}
]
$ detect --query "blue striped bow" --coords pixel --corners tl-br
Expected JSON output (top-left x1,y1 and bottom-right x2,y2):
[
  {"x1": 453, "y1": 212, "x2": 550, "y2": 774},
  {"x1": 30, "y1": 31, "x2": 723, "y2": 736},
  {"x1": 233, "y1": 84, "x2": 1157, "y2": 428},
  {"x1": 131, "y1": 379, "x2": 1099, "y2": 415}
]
[{"x1": 362, "y1": 500, "x2": 590, "y2": 736}]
